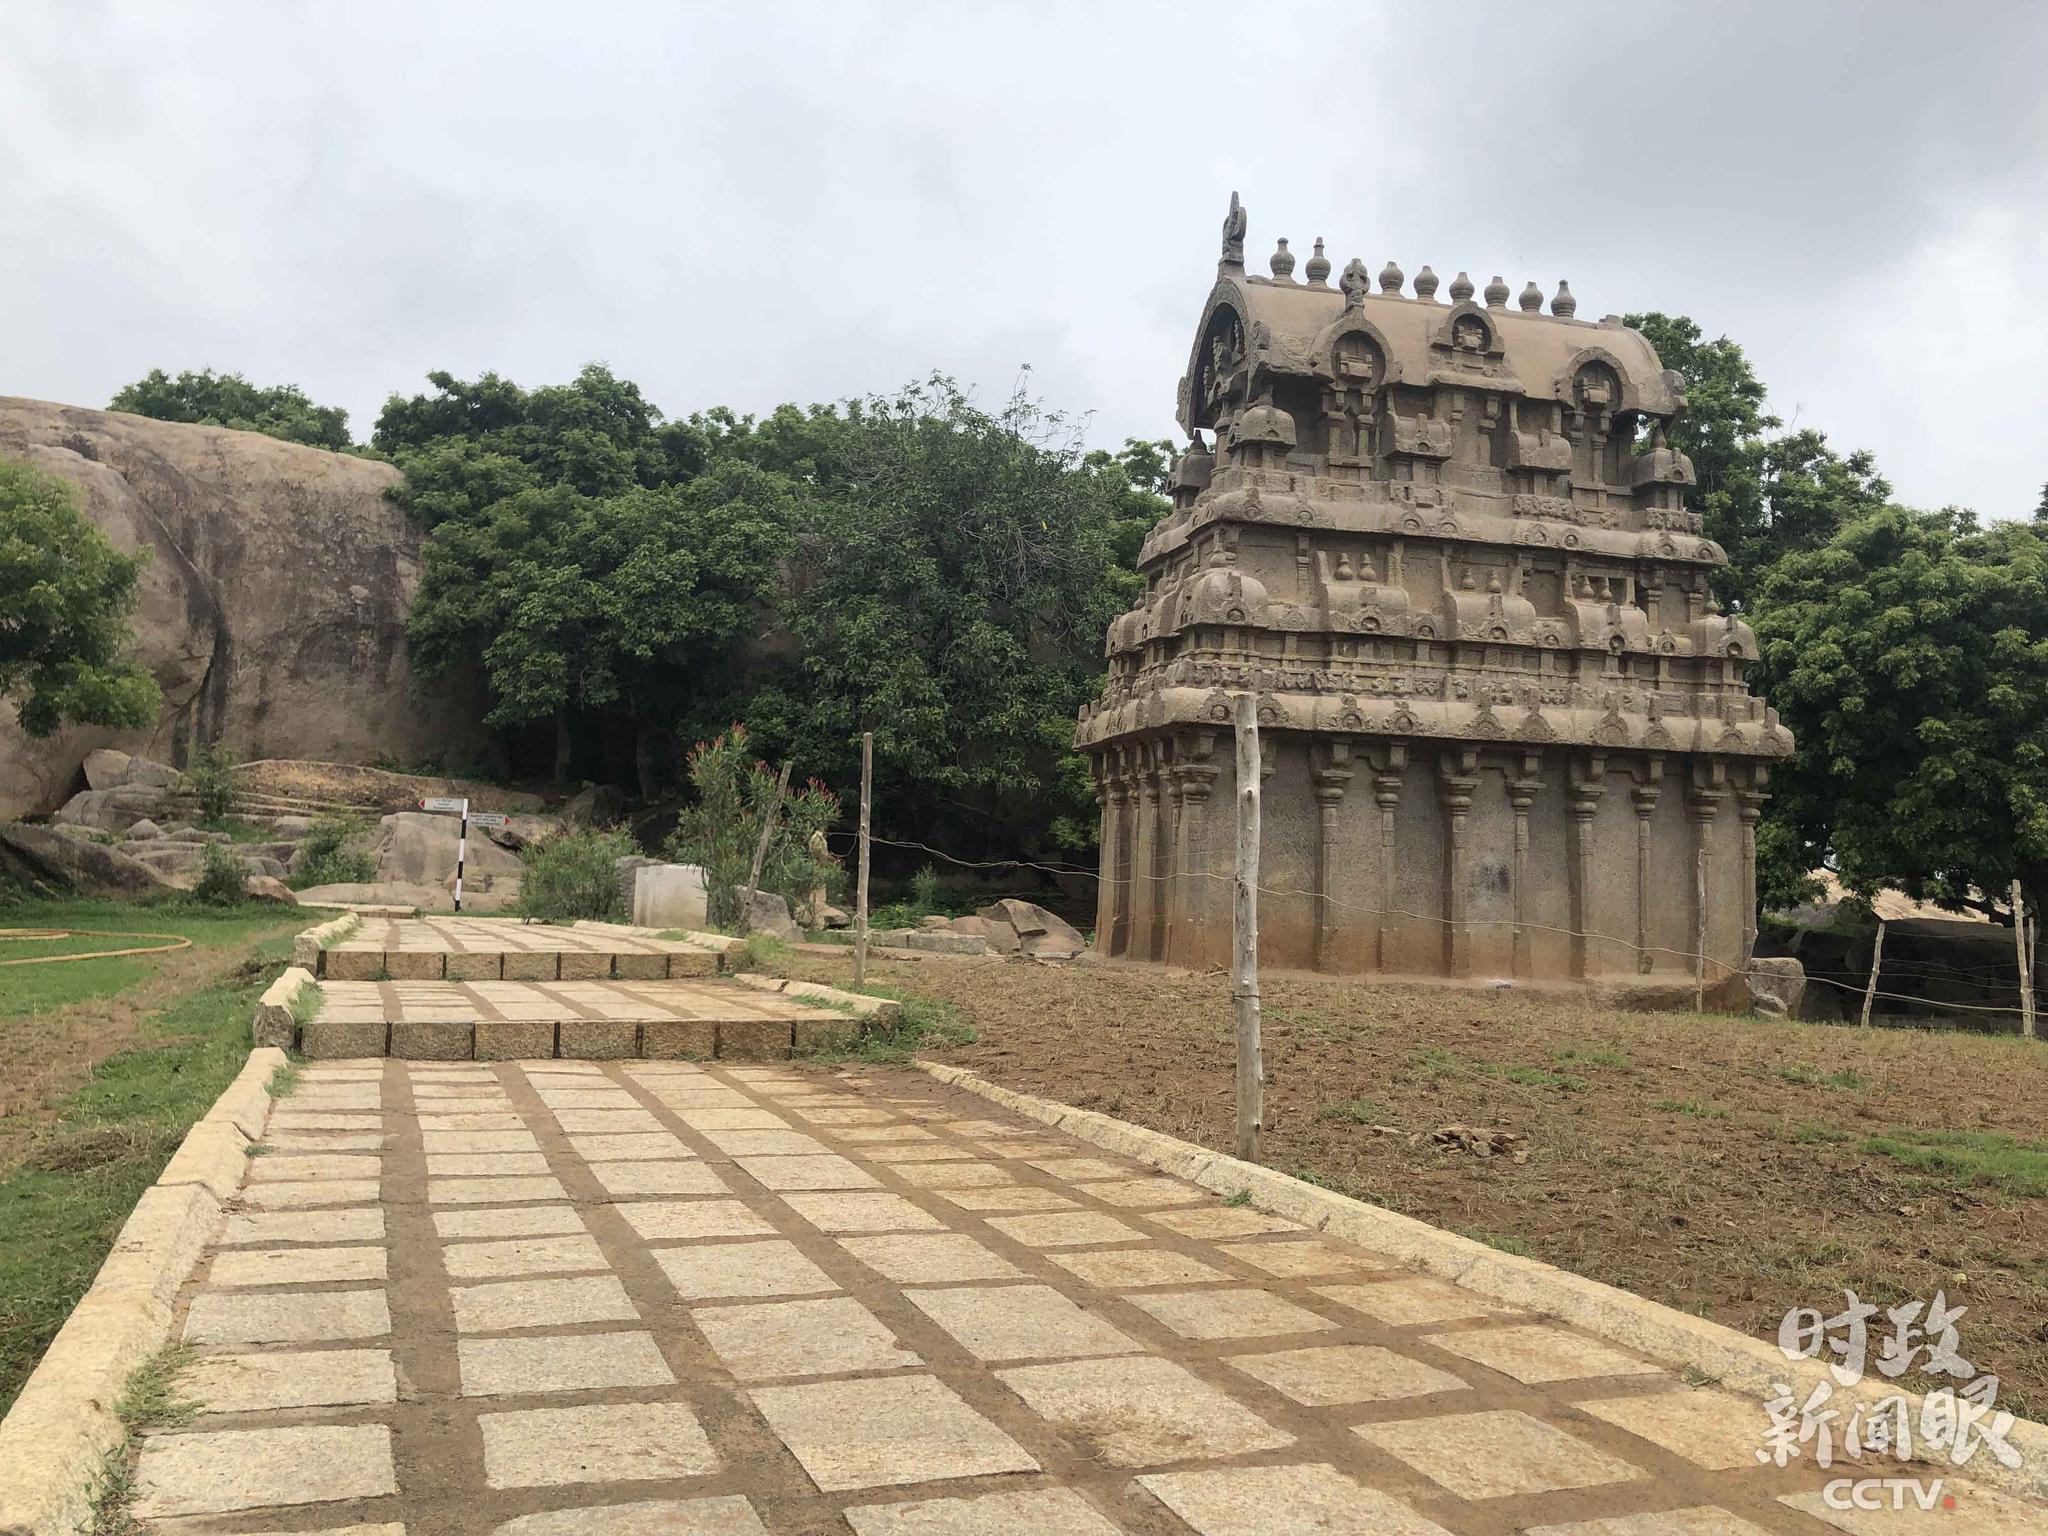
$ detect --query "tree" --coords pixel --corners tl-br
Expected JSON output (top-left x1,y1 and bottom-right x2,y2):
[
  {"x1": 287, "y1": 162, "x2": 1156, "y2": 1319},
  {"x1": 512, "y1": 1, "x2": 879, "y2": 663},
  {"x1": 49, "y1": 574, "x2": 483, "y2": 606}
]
[
  {"x1": 0, "y1": 457, "x2": 161, "y2": 737},
  {"x1": 1753, "y1": 506, "x2": 2048, "y2": 917},
  {"x1": 666, "y1": 727, "x2": 841, "y2": 928},
  {"x1": 1627, "y1": 314, "x2": 1888, "y2": 611},
  {"x1": 741, "y1": 378, "x2": 1163, "y2": 858},
  {"x1": 110, "y1": 368, "x2": 352, "y2": 451}
]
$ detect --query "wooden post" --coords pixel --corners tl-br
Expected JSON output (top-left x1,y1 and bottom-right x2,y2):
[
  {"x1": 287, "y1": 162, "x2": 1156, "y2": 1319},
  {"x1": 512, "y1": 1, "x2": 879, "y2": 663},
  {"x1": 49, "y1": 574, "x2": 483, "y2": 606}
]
[
  {"x1": 738, "y1": 762, "x2": 793, "y2": 931},
  {"x1": 1232, "y1": 694, "x2": 1263, "y2": 1162},
  {"x1": 853, "y1": 733, "x2": 873, "y2": 989},
  {"x1": 2012, "y1": 880, "x2": 2035, "y2": 1040},
  {"x1": 1693, "y1": 850, "x2": 1707, "y2": 1013},
  {"x1": 1860, "y1": 918, "x2": 1886, "y2": 1029}
]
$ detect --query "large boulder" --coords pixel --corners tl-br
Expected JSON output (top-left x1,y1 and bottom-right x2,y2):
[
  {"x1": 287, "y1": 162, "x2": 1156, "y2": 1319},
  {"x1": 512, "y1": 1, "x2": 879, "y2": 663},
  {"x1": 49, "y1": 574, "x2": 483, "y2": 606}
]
[
  {"x1": 1749, "y1": 956, "x2": 1808, "y2": 1019},
  {"x1": 0, "y1": 398, "x2": 489, "y2": 819},
  {"x1": 53, "y1": 784, "x2": 170, "y2": 832},
  {"x1": 244, "y1": 874, "x2": 298, "y2": 905},
  {"x1": 745, "y1": 890, "x2": 801, "y2": 943},
  {"x1": 977, "y1": 899, "x2": 1086, "y2": 960},
  {"x1": 561, "y1": 783, "x2": 625, "y2": 829},
  {"x1": 371, "y1": 811, "x2": 523, "y2": 890},
  {"x1": 0, "y1": 823, "x2": 173, "y2": 897}
]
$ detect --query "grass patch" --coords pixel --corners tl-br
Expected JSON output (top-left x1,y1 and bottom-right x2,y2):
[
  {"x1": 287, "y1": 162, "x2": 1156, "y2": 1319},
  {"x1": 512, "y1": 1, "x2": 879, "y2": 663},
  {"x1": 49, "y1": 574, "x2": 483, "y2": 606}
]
[
  {"x1": 1224, "y1": 1188, "x2": 1253, "y2": 1207},
  {"x1": 1652, "y1": 1098, "x2": 1728, "y2": 1119},
  {"x1": 800, "y1": 991, "x2": 977, "y2": 1064},
  {"x1": 1316, "y1": 1096, "x2": 1388, "y2": 1125},
  {"x1": 1775, "y1": 1063, "x2": 1819, "y2": 1085},
  {"x1": 83, "y1": 1345, "x2": 198, "y2": 1536},
  {"x1": 267, "y1": 1062, "x2": 300, "y2": 1098},
  {"x1": 1859, "y1": 1129, "x2": 2048, "y2": 1198},
  {"x1": 289, "y1": 978, "x2": 321, "y2": 1027},
  {"x1": 736, "y1": 932, "x2": 790, "y2": 972},
  {"x1": 0, "y1": 956, "x2": 283, "y2": 1411},
  {"x1": 1501, "y1": 1065, "x2": 1588, "y2": 1092},
  {"x1": 1824, "y1": 1067, "x2": 1868, "y2": 1090},
  {"x1": 1409, "y1": 1048, "x2": 1586, "y2": 1092},
  {"x1": 1463, "y1": 1230, "x2": 1534, "y2": 1257},
  {"x1": 1793, "y1": 1121, "x2": 1853, "y2": 1144},
  {"x1": 0, "y1": 898, "x2": 301, "y2": 1021},
  {"x1": 1552, "y1": 1046, "x2": 1631, "y2": 1070}
]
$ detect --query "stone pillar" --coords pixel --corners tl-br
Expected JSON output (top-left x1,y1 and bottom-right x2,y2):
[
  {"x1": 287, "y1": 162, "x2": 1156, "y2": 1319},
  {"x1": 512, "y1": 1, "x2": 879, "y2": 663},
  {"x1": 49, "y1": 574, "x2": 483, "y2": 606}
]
[
  {"x1": 1160, "y1": 767, "x2": 1186, "y2": 963},
  {"x1": 1630, "y1": 759, "x2": 1664, "y2": 975},
  {"x1": 1311, "y1": 740, "x2": 1355, "y2": 971},
  {"x1": 1174, "y1": 744, "x2": 1220, "y2": 968},
  {"x1": 1129, "y1": 751, "x2": 1162, "y2": 961},
  {"x1": 1507, "y1": 753, "x2": 1542, "y2": 980},
  {"x1": 1687, "y1": 763, "x2": 1727, "y2": 984},
  {"x1": 1567, "y1": 752, "x2": 1607, "y2": 979},
  {"x1": 1738, "y1": 779, "x2": 1768, "y2": 970},
  {"x1": 1369, "y1": 743, "x2": 1407, "y2": 973},
  {"x1": 1101, "y1": 766, "x2": 1132, "y2": 956},
  {"x1": 1438, "y1": 747, "x2": 1479, "y2": 978}
]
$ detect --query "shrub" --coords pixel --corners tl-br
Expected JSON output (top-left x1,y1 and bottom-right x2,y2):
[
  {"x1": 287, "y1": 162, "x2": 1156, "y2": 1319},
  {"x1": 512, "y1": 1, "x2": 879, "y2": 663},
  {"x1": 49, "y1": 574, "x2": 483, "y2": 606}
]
[
  {"x1": 665, "y1": 727, "x2": 842, "y2": 929},
  {"x1": 180, "y1": 743, "x2": 239, "y2": 825},
  {"x1": 290, "y1": 814, "x2": 375, "y2": 890},
  {"x1": 193, "y1": 842, "x2": 246, "y2": 906},
  {"x1": 515, "y1": 829, "x2": 637, "y2": 921},
  {"x1": 909, "y1": 864, "x2": 942, "y2": 913}
]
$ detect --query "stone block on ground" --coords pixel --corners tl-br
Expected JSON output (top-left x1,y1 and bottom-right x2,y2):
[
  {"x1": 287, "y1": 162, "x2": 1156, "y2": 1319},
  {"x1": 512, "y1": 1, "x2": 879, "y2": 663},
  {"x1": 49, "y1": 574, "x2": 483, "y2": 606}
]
[
  {"x1": 391, "y1": 1020, "x2": 475, "y2": 1060},
  {"x1": 717, "y1": 1019, "x2": 795, "y2": 1060},
  {"x1": 445, "y1": 951, "x2": 504, "y2": 981},
  {"x1": 301, "y1": 1018, "x2": 389, "y2": 1059},
  {"x1": 558, "y1": 1021, "x2": 640, "y2": 1059},
  {"x1": 475, "y1": 1020, "x2": 557, "y2": 1060},
  {"x1": 641, "y1": 1019, "x2": 717, "y2": 1059},
  {"x1": 745, "y1": 890, "x2": 801, "y2": 942},
  {"x1": 503, "y1": 952, "x2": 560, "y2": 981},
  {"x1": 1748, "y1": 956, "x2": 1806, "y2": 1018},
  {"x1": 383, "y1": 950, "x2": 446, "y2": 981}
]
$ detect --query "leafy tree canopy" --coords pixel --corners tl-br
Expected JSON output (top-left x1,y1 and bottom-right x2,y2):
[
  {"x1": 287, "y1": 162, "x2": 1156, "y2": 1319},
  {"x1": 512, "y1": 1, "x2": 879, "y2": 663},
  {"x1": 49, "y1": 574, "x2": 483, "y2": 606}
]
[
  {"x1": 1628, "y1": 314, "x2": 1889, "y2": 610},
  {"x1": 1755, "y1": 508, "x2": 2048, "y2": 915},
  {"x1": 0, "y1": 456, "x2": 161, "y2": 738},
  {"x1": 110, "y1": 368, "x2": 353, "y2": 452}
]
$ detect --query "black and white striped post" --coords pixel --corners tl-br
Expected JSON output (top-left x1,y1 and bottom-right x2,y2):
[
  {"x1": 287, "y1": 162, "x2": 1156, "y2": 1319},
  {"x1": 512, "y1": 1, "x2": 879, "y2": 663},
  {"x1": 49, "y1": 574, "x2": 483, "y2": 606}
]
[{"x1": 419, "y1": 797, "x2": 471, "y2": 912}]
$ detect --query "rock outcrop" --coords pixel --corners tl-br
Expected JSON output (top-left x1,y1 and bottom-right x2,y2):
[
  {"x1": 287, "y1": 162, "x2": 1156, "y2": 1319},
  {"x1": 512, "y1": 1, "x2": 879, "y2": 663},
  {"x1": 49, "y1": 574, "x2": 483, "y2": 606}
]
[
  {"x1": 0, "y1": 399, "x2": 487, "y2": 819},
  {"x1": 0, "y1": 823, "x2": 174, "y2": 897}
]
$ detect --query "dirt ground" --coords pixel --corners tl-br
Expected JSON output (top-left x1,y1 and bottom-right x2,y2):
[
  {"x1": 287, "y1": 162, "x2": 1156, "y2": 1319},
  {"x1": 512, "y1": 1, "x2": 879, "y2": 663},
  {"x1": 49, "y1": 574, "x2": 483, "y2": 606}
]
[{"x1": 785, "y1": 947, "x2": 2048, "y2": 1417}]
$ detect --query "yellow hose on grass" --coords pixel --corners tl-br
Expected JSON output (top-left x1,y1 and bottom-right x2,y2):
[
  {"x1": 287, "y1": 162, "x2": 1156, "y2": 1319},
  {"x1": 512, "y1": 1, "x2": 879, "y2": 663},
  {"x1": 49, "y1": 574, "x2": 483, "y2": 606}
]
[{"x1": 0, "y1": 929, "x2": 193, "y2": 965}]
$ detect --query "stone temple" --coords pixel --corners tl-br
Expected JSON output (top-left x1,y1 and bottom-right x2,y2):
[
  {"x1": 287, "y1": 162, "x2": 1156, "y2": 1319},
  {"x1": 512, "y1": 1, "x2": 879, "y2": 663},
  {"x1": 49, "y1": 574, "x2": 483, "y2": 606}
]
[{"x1": 1078, "y1": 196, "x2": 1792, "y2": 993}]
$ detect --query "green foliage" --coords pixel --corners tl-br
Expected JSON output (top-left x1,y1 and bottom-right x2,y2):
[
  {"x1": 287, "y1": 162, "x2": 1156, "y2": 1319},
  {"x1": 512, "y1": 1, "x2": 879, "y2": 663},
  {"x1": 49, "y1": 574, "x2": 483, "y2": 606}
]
[
  {"x1": 1859, "y1": 1128, "x2": 2048, "y2": 1198},
  {"x1": 0, "y1": 457, "x2": 160, "y2": 738},
  {"x1": 514, "y1": 828, "x2": 638, "y2": 921},
  {"x1": 804, "y1": 990, "x2": 976, "y2": 1064},
  {"x1": 193, "y1": 842, "x2": 247, "y2": 906},
  {"x1": 666, "y1": 727, "x2": 842, "y2": 927},
  {"x1": 289, "y1": 815, "x2": 375, "y2": 889},
  {"x1": 1316, "y1": 1096, "x2": 1387, "y2": 1125},
  {"x1": 110, "y1": 368, "x2": 352, "y2": 451},
  {"x1": 909, "y1": 864, "x2": 942, "y2": 913},
  {"x1": 1753, "y1": 508, "x2": 2048, "y2": 913},
  {"x1": 179, "y1": 742, "x2": 239, "y2": 825},
  {"x1": 1628, "y1": 315, "x2": 1889, "y2": 612},
  {"x1": 744, "y1": 378, "x2": 1163, "y2": 857}
]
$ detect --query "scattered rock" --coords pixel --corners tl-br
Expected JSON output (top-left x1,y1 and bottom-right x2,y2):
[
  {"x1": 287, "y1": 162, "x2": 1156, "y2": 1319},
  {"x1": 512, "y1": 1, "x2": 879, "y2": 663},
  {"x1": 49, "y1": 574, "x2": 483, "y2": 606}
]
[
  {"x1": 53, "y1": 784, "x2": 170, "y2": 832},
  {"x1": 1748, "y1": 956, "x2": 1806, "y2": 1019},
  {"x1": 745, "y1": 890, "x2": 801, "y2": 943},
  {"x1": 371, "y1": 811, "x2": 522, "y2": 889},
  {"x1": 818, "y1": 904, "x2": 850, "y2": 929},
  {"x1": 80, "y1": 748, "x2": 133, "y2": 790},
  {"x1": 271, "y1": 815, "x2": 315, "y2": 838},
  {"x1": 976, "y1": 899, "x2": 1086, "y2": 959},
  {"x1": 243, "y1": 874, "x2": 298, "y2": 904},
  {"x1": 0, "y1": 822, "x2": 173, "y2": 897},
  {"x1": 1430, "y1": 1124, "x2": 1529, "y2": 1162},
  {"x1": 561, "y1": 783, "x2": 625, "y2": 829},
  {"x1": 874, "y1": 928, "x2": 988, "y2": 955},
  {"x1": 126, "y1": 818, "x2": 163, "y2": 841}
]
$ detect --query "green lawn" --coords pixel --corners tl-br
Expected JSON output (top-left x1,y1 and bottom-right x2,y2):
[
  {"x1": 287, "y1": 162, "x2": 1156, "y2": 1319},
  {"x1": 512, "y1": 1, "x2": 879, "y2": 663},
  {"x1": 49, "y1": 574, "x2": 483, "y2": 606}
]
[
  {"x1": 0, "y1": 898, "x2": 301, "y2": 1020},
  {"x1": 0, "y1": 946, "x2": 289, "y2": 1412}
]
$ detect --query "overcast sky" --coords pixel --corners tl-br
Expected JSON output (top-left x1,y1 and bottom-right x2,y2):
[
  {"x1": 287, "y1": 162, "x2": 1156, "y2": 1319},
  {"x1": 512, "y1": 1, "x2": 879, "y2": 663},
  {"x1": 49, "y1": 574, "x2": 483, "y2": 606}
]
[{"x1": 5, "y1": 2, "x2": 2044, "y2": 517}]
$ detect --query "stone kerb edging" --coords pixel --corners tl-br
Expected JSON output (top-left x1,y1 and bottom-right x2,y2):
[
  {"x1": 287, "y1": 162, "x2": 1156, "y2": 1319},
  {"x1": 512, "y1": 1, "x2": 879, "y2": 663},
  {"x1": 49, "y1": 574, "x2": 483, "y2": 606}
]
[
  {"x1": 728, "y1": 972, "x2": 904, "y2": 1024},
  {"x1": 570, "y1": 920, "x2": 744, "y2": 968},
  {"x1": 291, "y1": 911, "x2": 362, "y2": 971},
  {"x1": 917, "y1": 1059, "x2": 2048, "y2": 1504},
  {"x1": 252, "y1": 966, "x2": 318, "y2": 1049},
  {"x1": 0, "y1": 1046, "x2": 289, "y2": 1536}
]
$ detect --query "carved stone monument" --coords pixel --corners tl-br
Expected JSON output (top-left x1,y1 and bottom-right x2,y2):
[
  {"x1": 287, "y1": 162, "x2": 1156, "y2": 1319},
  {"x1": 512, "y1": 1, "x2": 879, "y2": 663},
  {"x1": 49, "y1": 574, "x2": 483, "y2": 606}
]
[{"x1": 1078, "y1": 197, "x2": 1791, "y2": 994}]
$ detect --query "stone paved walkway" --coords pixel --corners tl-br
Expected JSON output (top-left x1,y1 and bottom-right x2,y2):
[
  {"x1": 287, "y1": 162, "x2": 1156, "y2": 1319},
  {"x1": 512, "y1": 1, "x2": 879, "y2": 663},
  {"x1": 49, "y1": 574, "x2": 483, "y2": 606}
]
[
  {"x1": 131, "y1": 1060, "x2": 2034, "y2": 1535},
  {"x1": 321, "y1": 918, "x2": 725, "y2": 981}
]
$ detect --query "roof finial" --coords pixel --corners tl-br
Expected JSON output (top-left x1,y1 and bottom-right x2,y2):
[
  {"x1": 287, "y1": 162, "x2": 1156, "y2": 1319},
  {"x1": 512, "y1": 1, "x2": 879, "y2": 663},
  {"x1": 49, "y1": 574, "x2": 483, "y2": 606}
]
[
  {"x1": 1270, "y1": 237, "x2": 1296, "y2": 282},
  {"x1": 1339, "y1": 258, "x2": 1370, "y2": 309},
  {"x1": 1551, "y1": 280, "x2": 1577, "y2": 318},
  {"x1": 1449, "y1": 271, "x2": 1475, "y2": 303},
  {"x1": 1305, "y1": 238, "x2": 1331, "y2": 287},
  {"x1": 1484, "y1": 275, "x2": 1510, "y2": 309},
  {"x1": 1414, "y1": 265, "x2": 1439, "y2": 302},
  {"x1": 1378, "y1": 260, "x2": 1404, "y2": 295},
  {"x1": 1219, "y1": 191, "x2": 1247, "y2": 271},
  {"x1": 1518, "y1": 281, "x2": 1544, "y2": 313}
]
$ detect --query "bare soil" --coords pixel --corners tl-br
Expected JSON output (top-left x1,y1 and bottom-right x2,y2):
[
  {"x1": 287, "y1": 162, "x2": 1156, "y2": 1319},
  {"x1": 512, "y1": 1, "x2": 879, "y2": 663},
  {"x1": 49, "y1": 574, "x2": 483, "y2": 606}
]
[{"x1": 785, "y1": 947, "x2": 2048, "y2": 1416}]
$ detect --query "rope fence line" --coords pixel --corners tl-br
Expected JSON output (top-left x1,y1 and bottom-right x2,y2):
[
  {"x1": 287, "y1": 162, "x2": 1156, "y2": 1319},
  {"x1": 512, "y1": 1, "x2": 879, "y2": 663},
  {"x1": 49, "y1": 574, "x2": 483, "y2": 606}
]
[
  {"x1": 0, "y1": 928, "x2": 194, "y2": 966},
  {"x1": 827, "y1": 831, "x2": 2042, "y2": 1023}
]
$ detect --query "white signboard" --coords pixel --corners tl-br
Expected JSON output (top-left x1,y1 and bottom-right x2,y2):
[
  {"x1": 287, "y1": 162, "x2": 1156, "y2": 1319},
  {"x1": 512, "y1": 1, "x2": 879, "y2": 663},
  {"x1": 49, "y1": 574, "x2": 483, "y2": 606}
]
[
  {"x1": 468, "y1": 812, "x2": 509, "y2": 828},
  {"x1": 419, "y1": 797, "x2": 467, "y2": 813}
]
